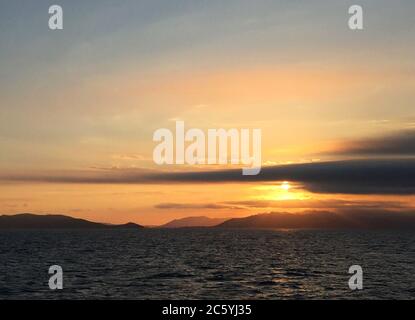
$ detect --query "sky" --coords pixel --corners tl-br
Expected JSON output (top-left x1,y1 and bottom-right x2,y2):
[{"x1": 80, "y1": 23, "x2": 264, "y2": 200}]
[{"x1": 0, "y1": 0, "x2": 415, "y2": 225}]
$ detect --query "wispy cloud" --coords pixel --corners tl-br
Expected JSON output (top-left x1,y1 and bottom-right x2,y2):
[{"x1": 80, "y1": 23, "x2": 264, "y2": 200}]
[
  {"x1": 155, "y1": 203, "x2": 242, "y2": 210},
  {"x1": 155, "y1": 199, "x2": 412, "y2": 212},
  {"x1": 223, "y1": 199, "x2": 412, "y2": 210}
]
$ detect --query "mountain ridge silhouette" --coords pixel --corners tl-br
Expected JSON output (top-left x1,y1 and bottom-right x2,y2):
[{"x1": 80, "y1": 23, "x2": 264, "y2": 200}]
[
  {"x1": 216, "y1": 210, "x2": 415, "y2": 229},
  {"x1": 160, "y1": 216, "x2": 228, "y2": 228},
  {"x1": 0, "y1": 213, "x2": 144, "y2": 229}
]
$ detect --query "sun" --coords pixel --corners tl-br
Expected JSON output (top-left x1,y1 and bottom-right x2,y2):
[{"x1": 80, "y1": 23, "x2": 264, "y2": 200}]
[
  {"x1": 252, "y1": 181, "x2": 308, "y2": 201},
  {"x1": 280, "y1": 181, "x2": 291, "y2": 191}
]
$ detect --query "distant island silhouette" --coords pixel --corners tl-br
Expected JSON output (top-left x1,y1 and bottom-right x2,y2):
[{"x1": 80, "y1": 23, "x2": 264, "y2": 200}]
[
  {"x1": 0, "y1": 214, "x2": 143, "y2": 229},
  {"x1": 160, "y1": 216, "x2": 228, "y2": 228},
  {"x1": 2, "y1": 210, "x2": 415, "y2": 230},
  {"x1": 216, "y1": 210, "x2": 415, "y2": 229}
]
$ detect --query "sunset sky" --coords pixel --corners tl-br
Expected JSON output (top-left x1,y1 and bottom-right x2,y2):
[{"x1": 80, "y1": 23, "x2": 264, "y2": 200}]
[{"x1": 1, "y1": 0, "x2": 415, "y2": 225}]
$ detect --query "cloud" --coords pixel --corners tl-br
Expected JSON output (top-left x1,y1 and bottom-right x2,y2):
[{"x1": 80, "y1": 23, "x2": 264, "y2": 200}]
[
  {"x1": 223, "y1": 199, "x2": 411, "y2": 210},
  {"x1": 149, "y1": 158, "x2": 415, "y2": 195},
  {"x1": 1, "y1": 159, "x2": 415, "y2": 195},
  {"x1": 155, "y1": 203, "x2": 242, "y2": 210},
  {"x1": 155, "y1": 199, "x2": 412, "y2": 211},
  {"x1": 111, "y1": 154, "x2": 150, "y2": 161},
  {"x1": 333, "y1": 129, "x2": 415, "y2": 156}
]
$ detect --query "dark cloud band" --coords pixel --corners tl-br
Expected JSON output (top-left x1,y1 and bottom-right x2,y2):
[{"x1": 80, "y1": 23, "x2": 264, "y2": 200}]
[
  {"x1": 1, "y1": 159, "x2": 415, "y2": 195},
  {"x1": 333, "y1": 129, "x2": 415, "y2": 156}
]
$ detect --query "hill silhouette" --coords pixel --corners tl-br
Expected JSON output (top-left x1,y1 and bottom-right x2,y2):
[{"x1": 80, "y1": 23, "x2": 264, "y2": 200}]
[
  {"x1": 216, "y1": 210, "x2": 415, "y2": 229},
  {"x1": 160, "y1": 216, "x2": 228, "y2": 228},
  {"x1": 0, "y1": 214, "x2": 144, "y2": 229}
]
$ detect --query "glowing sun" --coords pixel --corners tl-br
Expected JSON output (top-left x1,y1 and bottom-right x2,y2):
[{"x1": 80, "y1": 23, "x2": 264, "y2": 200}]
[{"x1": 280, "y1": 181, "x2": 291, "y2": 191}]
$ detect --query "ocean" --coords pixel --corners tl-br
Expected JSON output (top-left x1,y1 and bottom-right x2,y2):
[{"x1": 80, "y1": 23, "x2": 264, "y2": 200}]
[{"x1": 0, "y1": 228, "x2": 414, "y2": 299}]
